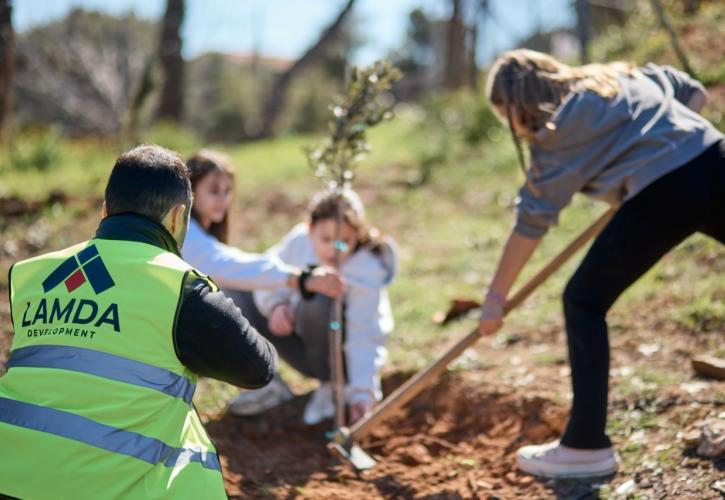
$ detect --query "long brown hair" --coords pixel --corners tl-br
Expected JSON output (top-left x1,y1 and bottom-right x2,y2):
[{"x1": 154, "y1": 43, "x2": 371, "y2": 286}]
[
  {"x1": 485, "y1": 49, "x2": 634, "y2": 140},
  {"x1": 187, "y1": 149, "x2": 235, "y2": 243},
  {"x1": 485, "y1": 49, "x2": 634, "y2": 195},
  {"x1": 308, "y1": 189, "x2": 383, "y2": 254}
]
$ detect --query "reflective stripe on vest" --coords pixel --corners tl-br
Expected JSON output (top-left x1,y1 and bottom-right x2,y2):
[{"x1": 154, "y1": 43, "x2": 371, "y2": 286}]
[
  {"x1": 0, "y1": 397, "x2": 221, "y2": 471},
  {"x1": 8, "y1": 344, "x2": 196, "y2": 404}
]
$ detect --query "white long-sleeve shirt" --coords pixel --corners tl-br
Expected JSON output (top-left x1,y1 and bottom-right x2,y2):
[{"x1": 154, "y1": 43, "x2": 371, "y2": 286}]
[
  {"x1": 254, "y1": 223, "x2": 397, "y2": 404},
  {"x1": 181, "y1": 218, "x2": 295, "y2": 291}
]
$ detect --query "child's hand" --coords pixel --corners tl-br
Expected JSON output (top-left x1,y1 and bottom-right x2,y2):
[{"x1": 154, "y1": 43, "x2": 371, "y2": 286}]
[
  {"x1": 306, "y1": 266, "x2": 346, "y2": 298},
  {"x1": 269, "y1": 304, "x2": 294, "y2": 336},
  {"x1": 349, "y1": 401, "x2": 372, "y2": 424}
]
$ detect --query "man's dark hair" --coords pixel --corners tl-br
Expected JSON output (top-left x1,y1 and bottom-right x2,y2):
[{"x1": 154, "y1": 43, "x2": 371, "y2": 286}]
[{"x1": 105, "y1": 145, "x2": 192, "y2": 223}]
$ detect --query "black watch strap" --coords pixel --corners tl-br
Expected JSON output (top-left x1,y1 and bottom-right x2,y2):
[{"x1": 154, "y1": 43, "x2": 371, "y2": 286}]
[{"x1": 298, "y1": 264, "x2": 318, "y2": 300}]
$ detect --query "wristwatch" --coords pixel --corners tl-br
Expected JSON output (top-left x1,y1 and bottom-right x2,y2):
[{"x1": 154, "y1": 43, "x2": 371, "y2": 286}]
[{"x1": 298, "y1": 264, "x2": 318, "y2": 300}]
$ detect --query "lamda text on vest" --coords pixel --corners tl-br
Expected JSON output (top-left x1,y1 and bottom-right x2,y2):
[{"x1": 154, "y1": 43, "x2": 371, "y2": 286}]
[{"x1": 21, "y1": 297, "x2": 121, "y2": 336}]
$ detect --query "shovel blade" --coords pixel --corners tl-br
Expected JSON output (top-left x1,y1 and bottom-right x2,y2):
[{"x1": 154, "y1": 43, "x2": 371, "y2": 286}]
[
  {"x1": 433, "y1": 298, "x2": 480, "y2": 325},
  {"x1": 328, "y1": 442, "x2": 377, "y2": 470}
]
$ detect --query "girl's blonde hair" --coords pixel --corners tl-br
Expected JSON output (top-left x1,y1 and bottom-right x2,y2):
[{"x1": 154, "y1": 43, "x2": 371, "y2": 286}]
[
  {"x1": 308, "y1": 189, "x2": 383, "y2": 254},
  {"x1": 187, "y1": 149, "x2": 235, "y2": 243},
  {"x1": 485, "y1": 49, "x2": 634, "y2": 139}
]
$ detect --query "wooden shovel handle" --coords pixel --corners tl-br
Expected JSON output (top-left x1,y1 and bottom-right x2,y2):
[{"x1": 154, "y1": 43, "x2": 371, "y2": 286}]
[
  {"x1": 348, "y1": 209, "x2": 615, "y2": 442},
  {"x1": 505, "y1": 209, "x2": 615, "y2": 312}
]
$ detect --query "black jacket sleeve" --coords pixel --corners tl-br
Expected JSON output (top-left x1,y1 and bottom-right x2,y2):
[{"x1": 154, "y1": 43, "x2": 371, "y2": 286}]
[{"x1": 173, "y1": 277, "x2": 278, "y2": 388}]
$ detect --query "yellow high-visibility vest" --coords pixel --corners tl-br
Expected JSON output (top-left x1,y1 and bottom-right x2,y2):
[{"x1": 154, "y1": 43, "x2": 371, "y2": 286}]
[{"x1": 0, "y1": 238, "x2": 227, "y2": 499}]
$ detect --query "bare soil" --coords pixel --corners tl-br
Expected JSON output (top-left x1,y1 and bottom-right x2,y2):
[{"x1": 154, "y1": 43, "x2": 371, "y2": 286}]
[
  {"x1": 210, "y1": 372, "x2": 571, "y2": 499},
  {"x1": 205, "y1": 326, "x2": 724, "y2": 499}
]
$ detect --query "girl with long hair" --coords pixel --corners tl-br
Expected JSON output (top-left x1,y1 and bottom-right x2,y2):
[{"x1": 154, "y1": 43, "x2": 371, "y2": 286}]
[{"x1": 479, "y1": 49, "x2": 722, "y2": 478}]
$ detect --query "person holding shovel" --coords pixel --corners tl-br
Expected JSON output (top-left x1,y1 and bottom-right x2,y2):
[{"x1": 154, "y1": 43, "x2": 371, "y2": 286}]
[{"x1": 478, "y1": 49, "x2": 724, "y2": 478}]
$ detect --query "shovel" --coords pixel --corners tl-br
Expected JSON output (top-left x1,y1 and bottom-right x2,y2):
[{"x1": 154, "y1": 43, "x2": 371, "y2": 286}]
[{"x1": 330, "y1": 209, "x2": 616, "y2": 470}]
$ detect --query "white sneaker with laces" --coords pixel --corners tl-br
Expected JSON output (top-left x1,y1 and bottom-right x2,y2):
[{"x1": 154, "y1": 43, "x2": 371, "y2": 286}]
[
  {"x1": 516, "y1": 440, "x2": 618, "y2": 478},
  {"x1": 227, "y1": 374, "x2": 294, "y2": 417},
  {"x1": 303, "y1": 382, "x2": 335, "y2": 425}
]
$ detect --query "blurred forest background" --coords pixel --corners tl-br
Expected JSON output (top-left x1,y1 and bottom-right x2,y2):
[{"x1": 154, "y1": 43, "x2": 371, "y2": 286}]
[{"x1": 0, "y1": 0, "x2": 722, "y2": 151}]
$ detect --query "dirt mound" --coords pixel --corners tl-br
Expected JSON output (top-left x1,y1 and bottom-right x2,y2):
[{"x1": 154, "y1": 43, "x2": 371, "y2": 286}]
[{"x1": 207, "y1": 372, "x2": 570, "y2": 499}]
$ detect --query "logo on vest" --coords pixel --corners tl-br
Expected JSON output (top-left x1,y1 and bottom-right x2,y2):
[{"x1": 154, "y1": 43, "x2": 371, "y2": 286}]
[
  {"x1": 22, "y1": 244, "x2": 120, "y2": 338},
  {"x1": 42, "y1": 244, "x2": 115, "y2": 294}
]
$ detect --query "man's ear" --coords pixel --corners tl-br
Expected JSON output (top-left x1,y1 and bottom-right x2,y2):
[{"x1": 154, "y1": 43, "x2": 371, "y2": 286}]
[
  {"x1": 161, "y1": 203, "x2": 190, "y2": 248},
  {"x1": 101, "y1": 201, "x2": 108, "y2": 219},
  {"x1": 169, "y1": 203, "x2": 187, "y2": 233},
  {"x1": 175, "y1": 203, "x2": 191, "y2": 232}
]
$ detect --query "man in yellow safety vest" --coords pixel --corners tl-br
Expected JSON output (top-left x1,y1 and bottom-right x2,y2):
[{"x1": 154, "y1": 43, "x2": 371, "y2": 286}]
[{"x1": 0, "y1": 145, "x2": 279, "y2": 499}]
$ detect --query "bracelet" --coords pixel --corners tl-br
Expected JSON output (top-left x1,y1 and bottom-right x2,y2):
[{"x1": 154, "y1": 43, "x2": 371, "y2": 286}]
[
  {"x1": 485, "y1": 289, "x2": 507, "y2": 306},
  {"x1": 298, "y1": 264, "x2": 318, "y2": 300}
]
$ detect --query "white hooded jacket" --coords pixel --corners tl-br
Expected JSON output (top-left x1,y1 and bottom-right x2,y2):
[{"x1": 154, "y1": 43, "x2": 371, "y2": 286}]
[
  {"x1": 181, "y1": 218, "x2": 295, "y2": 291},
  {"x1": 254, "y1": 223, "x2": 397, "y2": 404}
]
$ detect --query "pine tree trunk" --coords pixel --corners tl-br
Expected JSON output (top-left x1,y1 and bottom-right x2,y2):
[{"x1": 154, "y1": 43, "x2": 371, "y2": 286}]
[
  {"x1": 445, "y1": 0, "x2": 466, "y2": 90},
  {"x1": 0, "y1": 0, "x2": 14, "y2": 135},
  {"x1": 157, "y1": 0, "x2": 184, "y2": 121},
  {"x1": 467, "y1": 23, "x2": 478, "y2": 89},
  {"x1": 575, "y1": 0, "x2": 590, "y2": 64}
]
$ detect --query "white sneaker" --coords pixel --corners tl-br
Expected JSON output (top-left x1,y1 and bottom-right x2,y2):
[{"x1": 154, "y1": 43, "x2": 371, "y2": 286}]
[
  {"x1": 303, "y1": 382, "x2": 335, "y2": 425},
  {"x1": 516, "y1": 440, "x2": 618, "y2": 478},
  {"x1": 227, "y1": 374, "x2": 294, "y2": 417}
]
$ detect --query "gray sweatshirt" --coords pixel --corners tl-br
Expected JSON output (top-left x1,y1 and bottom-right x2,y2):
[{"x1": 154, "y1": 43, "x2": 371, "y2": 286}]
[{"x1": 514, "y1": 63, "x2": 723, "y2": 239}]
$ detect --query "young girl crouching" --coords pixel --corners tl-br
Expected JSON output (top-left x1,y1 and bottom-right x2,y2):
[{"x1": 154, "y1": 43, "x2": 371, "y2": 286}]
[{"x1": 228, "y1": 189, "x2": 397, "y2": 425}]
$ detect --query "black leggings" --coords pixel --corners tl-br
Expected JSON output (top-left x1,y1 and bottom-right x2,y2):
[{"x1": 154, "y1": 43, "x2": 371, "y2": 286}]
[{"x1": 560, "y1": 140, "x2": 725, "y2": 449}]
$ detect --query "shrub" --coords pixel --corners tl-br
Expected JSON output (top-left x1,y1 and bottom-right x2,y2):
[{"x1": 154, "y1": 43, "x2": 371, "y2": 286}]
[{"x1": 5, "y1": 127, "x2": 65, "y2": 172}]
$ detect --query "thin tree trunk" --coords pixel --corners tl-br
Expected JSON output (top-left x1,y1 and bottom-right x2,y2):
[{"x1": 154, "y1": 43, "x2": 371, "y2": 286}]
[
  {"x1": 649, "y1": 0, "x2": 694, "y2": 76},
  {"x1": 123, "y1": 56, "x2": 156, "y2": 145},
  {"x1": 0, "y1": 0, "x2": 14, "y2": 136},
  {"x1": 575, "y1": 0, "x2": 590, "y2": 64},
  {"x1": 157, "y1": 0, "x2": 184, "y2": 121},
  {"x1": 467, "y1": 20, "x2": 478, "y2": 89},
  {"x1": 444, "y1": 0, "x2": 466, "y2": 90},
  {"x1": 257, "y1": 0, "x2": 356, "y2": 139}
]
